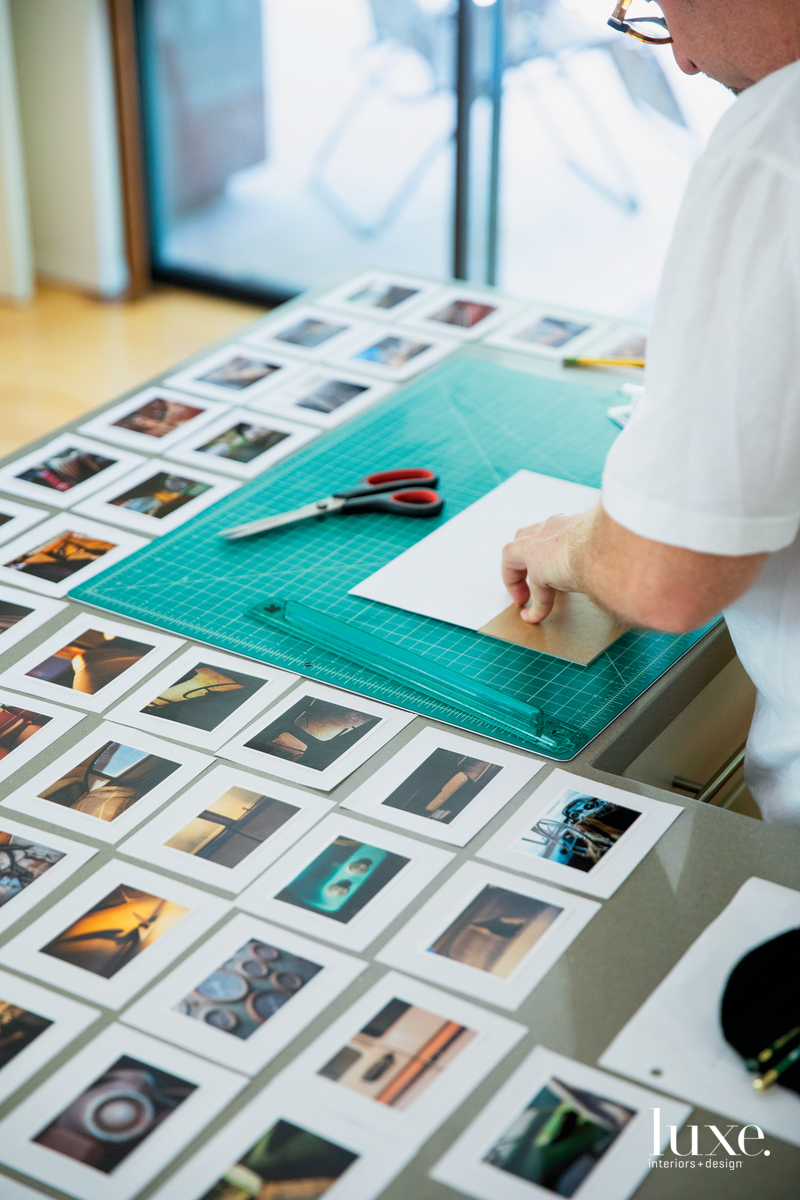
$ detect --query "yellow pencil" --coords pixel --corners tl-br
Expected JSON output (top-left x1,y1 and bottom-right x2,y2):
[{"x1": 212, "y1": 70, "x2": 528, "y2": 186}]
[{"x1": 563, "y1": 356, "x2": 646, "y2": 369}]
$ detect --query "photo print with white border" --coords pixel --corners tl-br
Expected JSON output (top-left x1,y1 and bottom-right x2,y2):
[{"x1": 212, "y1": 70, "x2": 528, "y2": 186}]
[
  {"x1": 0, "y1": 860, "x2": 229, "y2": 1007},
  {"x1": 581, "y1": 322, "x2": 648, "y2": 365},
  {"x1": 376, "y1": 861, "x2": 599, "y2": 1010},
  {"x1": 476, "y1": 769, "x2": 682, "y2": 900},
  {"x1": 329, "y1": 324, "x2": 458, "y2": 381},
  {"x1": 483, "y1": 305, "x2": 615, "y2": 361},
  {"x1": 431, "y1": 1045, "x2": 692, "y2": 1200},
  {"x1": 0, "y1": 497, "x2": 48, "y2": 546},
  {"x1": 0, "y1": 968, "x2": 100, "y2": 1106},
  {"x1": 0, "y1": 815, "x2": 97, "y2": 938},
  {"x1": 79, "y1": 386, "x2": 228, "y2": 454},
  {"x1": 0, "y1": 514, "x2": 149, "y2": 599},
  {"x1": 147, "y1": 1083, "x2": 413, "y2": 1200},
  {"x1": 2, "y1": 722, "x2": 212, "y2": 845},
  {"x1": 237, "y1": 814, "x2": 453, "y2": 953},
  {"x1": 218, "y1": 681, "x2": 414, "y2": 791},
  {"x1": 0, "y1": 688, "x2": 85, "y2": 786},
  {"x1": 402, "y1": 286, "x2": 522, "y2": 342},
  {"x1": 165, "y1": 342, "x2": 304, "y2": 404},
  {"x1": 342, "y1": 727, "x2": 544, "y2": 847},
  {"x1": 0, "y1": 1023, "x2": 246, "y2": 1200},
  {"x1": 316, "y1": 269, "x2": 445, "y2": 322},
  {"x1": 241, "y1": 304, "x2": 374, "y2": 361},
  {"x1": 119, "y1": 765, "x2": 333, "y2": 893},
  {"x1": 110, "y1": 647, "x2": 298, "y2": 751},
  {"x1": 0, "y1": 433, "x2": 143, "y2": 509},
  {"x1": 73, "y1": 458, "x2": 239, "y2": 537},
  {"x1": 279, "y1": 970, "x2": 525, "y2": 1148},
  {"x1": 121, "y1": 911, "x2": 366, "y2": 1075},
  {"x1": 168, "y1": 407, "x2": 319, "y2": 480},
  {"x1": 246, "y1": 366, "x2": 394, "y2": 430},
  {"x1": 0, "y1": 585, "x2": 66, "y2": 656},
  {"x1": 0, "y1": 613, "x2": 183, "y2": 713}
]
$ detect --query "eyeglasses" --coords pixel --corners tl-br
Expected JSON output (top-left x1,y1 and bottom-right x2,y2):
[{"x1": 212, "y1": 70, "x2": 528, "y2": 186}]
[{"x1": 609, "y1": 0, "x2": 672, "y2": 45}]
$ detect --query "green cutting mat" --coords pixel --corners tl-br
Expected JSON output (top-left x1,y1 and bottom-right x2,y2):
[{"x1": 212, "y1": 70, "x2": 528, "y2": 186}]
[{"x1": 71, "y1": 357, "x2": 708, "y2": 758}]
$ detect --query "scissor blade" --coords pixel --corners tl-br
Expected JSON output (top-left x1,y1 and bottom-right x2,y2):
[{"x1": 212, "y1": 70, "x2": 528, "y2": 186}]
[{"x1": 219, "y1": 496, "x2": 345, "y2": 540}]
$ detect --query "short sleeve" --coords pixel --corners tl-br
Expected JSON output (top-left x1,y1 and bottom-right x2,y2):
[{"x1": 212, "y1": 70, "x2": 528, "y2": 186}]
[{"x1": 602, "y1": 141, "x2": 800, "y2": 556}]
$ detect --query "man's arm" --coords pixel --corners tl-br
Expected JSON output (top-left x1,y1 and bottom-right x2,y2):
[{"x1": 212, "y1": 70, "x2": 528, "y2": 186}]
[{"x1": 501, "y1": 505, "x2": 767, "y2": 633}]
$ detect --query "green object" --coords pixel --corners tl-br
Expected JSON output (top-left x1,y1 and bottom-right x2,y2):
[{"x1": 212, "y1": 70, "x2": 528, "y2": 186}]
[{"x1": 71, "y1": 357, "x2": 710, "y2": 759}]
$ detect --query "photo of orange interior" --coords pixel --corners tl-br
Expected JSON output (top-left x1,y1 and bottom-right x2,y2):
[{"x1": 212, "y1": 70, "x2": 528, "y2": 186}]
[
  {"x1": 37, "y1": 741, "x2": 180, "y2": 823},
  {"x1": 319, "y1": 998, "x2": 476, "y2": 1109},
  {"x1": 0, "y1": 704, "x2": 52, "y2": 761},
  {"x1": 4, "y1": 530, "x2": 115, "y2": 585},
  {"x1": 41, "y1": 885, "x2": 189, "y2": 979},
  {"x1": 165, "y1": 785, "x2": 298, "y2": 868},
  {"x1": 429, "y1": 884, "x2": 563, "y2": 979},
  {"x1": 26, "y1": 629, "x2": 154, "y2": 695},
  {"x1": 245, "y1": 696, "x2": 379, "y2": 771},
  {"x1": 113, "y1": 396, "x2": 204, "y2": 437}
]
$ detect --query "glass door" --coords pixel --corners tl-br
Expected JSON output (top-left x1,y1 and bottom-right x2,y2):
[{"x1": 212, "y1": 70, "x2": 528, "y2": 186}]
[{"x1": 136, "y1": 0, "x2": 732, "y2": 316}]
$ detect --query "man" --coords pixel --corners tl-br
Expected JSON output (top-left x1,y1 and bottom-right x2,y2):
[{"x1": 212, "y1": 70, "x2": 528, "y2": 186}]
[{"x1": 501, "y1": 0, "x2": 800, "y2": 828}]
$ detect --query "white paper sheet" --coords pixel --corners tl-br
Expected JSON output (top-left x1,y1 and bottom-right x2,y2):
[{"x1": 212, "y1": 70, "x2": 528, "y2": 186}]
[
  {"x1": 349, "y1": 470, "x2": 598, "y2": 630},
  {"x1": 600, "y1": 877, "x2": 800, "y2": 1146}
]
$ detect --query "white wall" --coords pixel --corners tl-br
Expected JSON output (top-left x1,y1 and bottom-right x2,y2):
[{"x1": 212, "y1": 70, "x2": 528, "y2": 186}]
[
  {"x1": 9, "y1": 0, "x2": 129, "y2": 297},
  {"x1": 0, "y1": 0, "x2": 33, "y2": 301}
]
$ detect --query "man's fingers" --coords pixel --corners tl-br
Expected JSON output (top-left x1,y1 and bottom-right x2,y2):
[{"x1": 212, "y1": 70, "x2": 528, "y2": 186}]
[
  {"x1": 501, "y1": 537, "x2": 531, "y2": 606},
  {"x1": 521, "y1": 582, "x2": 557, "y2": 624}
]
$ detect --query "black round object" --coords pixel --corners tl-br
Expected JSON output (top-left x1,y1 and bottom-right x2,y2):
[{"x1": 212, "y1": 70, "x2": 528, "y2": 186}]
[
  {"x1": 720, "y1": 927, "x2": 800, "y2": 1096},
  {"x1": 204, "y1": 1006, "x2": 238, "y2": 1032}
]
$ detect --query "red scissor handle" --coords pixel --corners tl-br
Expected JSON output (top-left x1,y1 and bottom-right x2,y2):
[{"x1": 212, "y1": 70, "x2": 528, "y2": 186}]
[
  {"x1": 341, "y1": 487, "x2": 444, "y2": 518},
  {"x1": 335, "y1": 469, "x2": 438, "y2": 499}
]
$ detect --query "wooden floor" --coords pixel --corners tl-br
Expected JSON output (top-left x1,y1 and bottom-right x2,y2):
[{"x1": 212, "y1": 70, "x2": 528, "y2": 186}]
[{"x1": 0, "y1": 283, "x2": 266, "y2": 460}]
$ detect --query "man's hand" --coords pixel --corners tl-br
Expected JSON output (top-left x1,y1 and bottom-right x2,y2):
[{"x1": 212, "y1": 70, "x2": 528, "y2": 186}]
[
  {"x1": 501, "y1": 509, "x2": 595, "y2": 624},
  {"x1": 502, "y1": 504, "x2": 768, "y2": 633}
]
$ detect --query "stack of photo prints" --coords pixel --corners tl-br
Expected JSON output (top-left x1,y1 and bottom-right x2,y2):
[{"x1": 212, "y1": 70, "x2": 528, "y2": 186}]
[{"x1": 0, "y1": 271, "x2": 702, "y2": 1200}]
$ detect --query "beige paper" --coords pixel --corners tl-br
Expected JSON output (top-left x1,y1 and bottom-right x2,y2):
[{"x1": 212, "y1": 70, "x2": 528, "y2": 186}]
[{"x1": 478, "y1": 592, "x2": 628, "y2": 666}]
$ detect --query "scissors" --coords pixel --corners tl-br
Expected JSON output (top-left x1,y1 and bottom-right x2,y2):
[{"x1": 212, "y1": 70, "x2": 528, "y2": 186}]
[{"x1": 219, "y1": 468, "x2": 444, "y2": 541}]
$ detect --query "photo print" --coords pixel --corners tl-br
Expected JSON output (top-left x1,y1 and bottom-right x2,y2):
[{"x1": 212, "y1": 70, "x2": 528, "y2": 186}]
[
  {"x1": 0, "y1": 434, "x2": 141, "y2": 509},
  {"x1": 0, "y1": 815, "x2": 96, "y2": 937},
  {"x1": 477, "y1": 769, "x2": 682, "y2": 899},
  {"x1": 79, "y1": 387, "x2": 227, "y2": 454},
  {"x1": 166, "y1": 343, "x2": 303, "y2": 404},
  {"x1": 0, "y1": 860, "x2": 228, "y2": 1006},
  {"x1": 0, "y1": 1023, "x2": 245, "y2": 1200},
  {"x1": 431, "y1": 1046, "x2": 691, "y2": 1200},
  {"x1": 74, "y1": 459, "x2": 238, "y2": 536},
  {"x1": 147, "y1": 1085, "x2": 412, "y2": 1200},
  {"x1": 2, "y1": 722, "x2": 211, "y2": 844},
  {"x1": 484, "y1": 306, "x2": 613, "y2": 361},
  {"x1": 0, "y1": 585, "x2": 65, "y2": 655},
  {"x1": 404, "y1": 287, "x2": 520, "y2": 342},
  {"x1": 583, "y1": 324, "x2": 648, "y2": 365},
  {"x1": 377, "y1": 862, "x2": 599, "y2": 1010},
  {"x1": 283, "y1": 971, "x2": 524, "y2": 1146},
  {"x1": 342, "y1": 727, "x2": 543, "y2": 846},
  {"x1": 0, "y1": 497, "x2": 47, "y2": 546},
  {"x1": 247, "y1": 366, "x2": 394, "y2": 430},
  {"x1": 237, "y1": 814, "x2": 452, "y2": 952},
  {"x1": 330, "y1": 324, "x2": 457, "y2": 381},
  {"x1": 0, "y1": 969, "x2": 99, "y2": 1107},
  {"x1": 0, "y1": 613, "x2": 182, "y2": 712},
  {"x1": 219, "y1": 680, "x2": 413, "y2": 790},
  {"x1": 317, "y1": 269, "x2": 444, "y2": 321},
  {"x1": 119, "y1": 765, "x2": 332, "y2": 892},
  {"x1": 0, "y1": 514, "x2": 148, "y2": 599},
  {"x1": 122, "y1": 913, "x2": 365, "y2": 1074},
  {"x1": 0, "y1": 689, "x2": 85, "y2": 785},
  {"x1": 111, "y1": 647, "x2": 297, "y2": 750},
  {"x1": 169, "y1": 407, "x2": 319, "y2": 480},
  {"x1": 242, "y1": 304, "x2": 370, "y2": 361}
]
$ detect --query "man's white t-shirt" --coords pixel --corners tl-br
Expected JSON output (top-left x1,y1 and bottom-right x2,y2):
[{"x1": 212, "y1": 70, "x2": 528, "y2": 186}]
[{"x1": 602, "y1": 59, "x2": 800, "y2": 829}]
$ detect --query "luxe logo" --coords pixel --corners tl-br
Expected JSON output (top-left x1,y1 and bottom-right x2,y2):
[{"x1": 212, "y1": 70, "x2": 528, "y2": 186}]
[{"x1": 650, "y1": 1109, "x2": 770, "y2": 1169}]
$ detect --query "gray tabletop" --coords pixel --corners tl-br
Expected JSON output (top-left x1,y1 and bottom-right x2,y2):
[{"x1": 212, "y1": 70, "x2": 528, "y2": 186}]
[{"x1": 0, "y1": 286, "x2": 798, "y2": 1200}]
